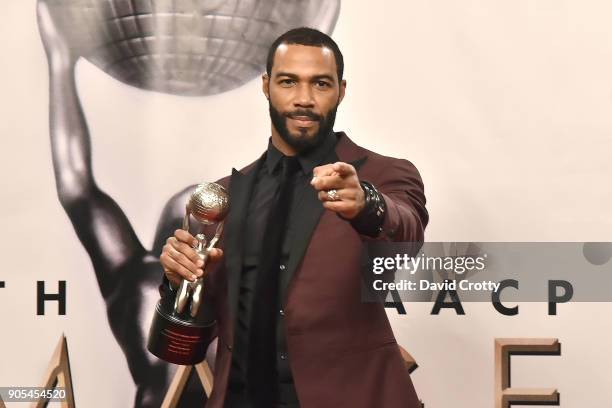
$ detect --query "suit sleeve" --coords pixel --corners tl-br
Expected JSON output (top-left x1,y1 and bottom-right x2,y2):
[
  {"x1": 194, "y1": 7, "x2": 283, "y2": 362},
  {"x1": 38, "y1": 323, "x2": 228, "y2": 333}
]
[{"x1": 375, "y1": 158, "x2": 428, "y2": 242}]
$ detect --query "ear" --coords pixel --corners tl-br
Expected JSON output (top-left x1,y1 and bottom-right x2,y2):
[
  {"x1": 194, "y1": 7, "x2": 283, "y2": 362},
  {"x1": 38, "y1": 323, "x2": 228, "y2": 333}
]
[
  {"x1": 338, "y1": 79, "x2": 347, "y2": 104},
  {"x1": 262, "y1": 73, "x2": 270, "y2": 100}
]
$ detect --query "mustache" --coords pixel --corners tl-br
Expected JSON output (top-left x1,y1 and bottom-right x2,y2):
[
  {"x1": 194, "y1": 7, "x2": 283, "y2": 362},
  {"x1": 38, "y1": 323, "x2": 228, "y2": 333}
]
[{"x1": 285, "y1": 109, "x2": 322, "y2": 121}]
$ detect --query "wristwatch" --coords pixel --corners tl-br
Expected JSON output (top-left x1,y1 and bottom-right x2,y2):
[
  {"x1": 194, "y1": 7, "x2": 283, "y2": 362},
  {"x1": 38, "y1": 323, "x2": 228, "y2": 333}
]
[{"x1": 347, "y1": 180, "x2": 387, "y2": 237}]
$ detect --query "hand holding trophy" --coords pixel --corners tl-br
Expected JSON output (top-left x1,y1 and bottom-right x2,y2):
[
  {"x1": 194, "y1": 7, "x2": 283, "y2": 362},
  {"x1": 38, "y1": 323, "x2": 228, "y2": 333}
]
[{"x1": 148, "y1": 183, "x2": 229, "y2": 365}]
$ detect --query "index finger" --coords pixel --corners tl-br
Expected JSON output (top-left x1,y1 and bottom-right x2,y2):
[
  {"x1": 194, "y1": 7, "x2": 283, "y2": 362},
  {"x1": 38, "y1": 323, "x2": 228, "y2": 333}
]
[
  {"x1": 175, "y1": 229, "x2": 197, "y2": 246},
  {"x1": 312, "y1": 164, "x2": 336, "y2": 179},
  {"x1": 331, "y1": 162, "x2": 356, "y2": 177}
]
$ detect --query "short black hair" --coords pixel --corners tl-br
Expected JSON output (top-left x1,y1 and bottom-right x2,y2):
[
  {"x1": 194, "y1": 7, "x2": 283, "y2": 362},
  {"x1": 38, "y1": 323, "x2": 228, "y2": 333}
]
[{"x1": 266, "y1": 27, "x2": 344, "y2": 82}]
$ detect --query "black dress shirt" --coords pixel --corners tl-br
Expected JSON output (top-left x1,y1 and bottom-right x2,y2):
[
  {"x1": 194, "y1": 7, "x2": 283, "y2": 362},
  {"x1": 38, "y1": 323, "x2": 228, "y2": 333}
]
[{"x1": 227, "y1": 133, "x2": 338, "y2": 407}]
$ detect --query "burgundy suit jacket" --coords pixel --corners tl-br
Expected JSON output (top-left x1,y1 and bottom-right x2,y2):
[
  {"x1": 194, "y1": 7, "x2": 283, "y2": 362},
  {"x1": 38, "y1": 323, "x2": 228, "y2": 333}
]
[{"x1": 164, "y1": 132, "x2": 428, "y2": 408}]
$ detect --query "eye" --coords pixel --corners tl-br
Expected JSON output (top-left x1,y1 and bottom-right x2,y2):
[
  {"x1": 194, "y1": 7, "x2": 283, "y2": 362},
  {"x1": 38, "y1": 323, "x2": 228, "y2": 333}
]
[
  {"x1": 279, "y1": 78, "x2": 296, "y2": 87},
  {"x1": 314, "y1": 80, "x2": 331, "y2": 89}
]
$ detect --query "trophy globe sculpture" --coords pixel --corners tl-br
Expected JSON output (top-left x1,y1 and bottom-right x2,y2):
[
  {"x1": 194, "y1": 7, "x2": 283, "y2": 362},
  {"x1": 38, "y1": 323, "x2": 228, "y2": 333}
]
[{"x1": 38, "y1": 0, "x2": 341, "y2": 96}]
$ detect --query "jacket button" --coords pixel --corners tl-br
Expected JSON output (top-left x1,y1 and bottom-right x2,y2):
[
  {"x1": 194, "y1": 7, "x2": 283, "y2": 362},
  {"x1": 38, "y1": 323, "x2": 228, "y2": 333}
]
[
  {"x1": 279, "y1": 309, "x2": 285, "y2": 316},
  {"x1": 280, "y1": 264, "x2": 286, "y2": 271},
  {"x1": 280, "y1": 352, "x2": 288, "y2": 360}
]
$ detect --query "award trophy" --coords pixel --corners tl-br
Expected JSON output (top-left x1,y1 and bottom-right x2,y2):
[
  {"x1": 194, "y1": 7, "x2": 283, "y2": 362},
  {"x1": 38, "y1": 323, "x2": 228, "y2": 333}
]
[{"x1": 148, "y1": 182, "x2": 229, "y2": 365}]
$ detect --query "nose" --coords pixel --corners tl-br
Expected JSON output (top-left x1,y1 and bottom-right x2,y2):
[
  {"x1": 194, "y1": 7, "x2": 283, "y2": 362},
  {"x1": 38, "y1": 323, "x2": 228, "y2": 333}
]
[{"x1": 294, "y1": 82, "x2": 314, "y2": 108}]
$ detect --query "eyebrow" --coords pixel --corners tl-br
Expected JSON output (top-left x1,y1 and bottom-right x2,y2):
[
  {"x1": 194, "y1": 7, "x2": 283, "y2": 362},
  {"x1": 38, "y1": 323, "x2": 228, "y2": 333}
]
[{"x1": 274, "y1": 72, "x2": 336, "y2": 83}]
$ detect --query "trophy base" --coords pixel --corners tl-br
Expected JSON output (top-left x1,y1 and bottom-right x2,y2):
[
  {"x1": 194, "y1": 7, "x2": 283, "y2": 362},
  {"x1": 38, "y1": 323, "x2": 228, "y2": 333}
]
[{"x1": 147, "y1": 300, "x2": 215, "y2": 365}]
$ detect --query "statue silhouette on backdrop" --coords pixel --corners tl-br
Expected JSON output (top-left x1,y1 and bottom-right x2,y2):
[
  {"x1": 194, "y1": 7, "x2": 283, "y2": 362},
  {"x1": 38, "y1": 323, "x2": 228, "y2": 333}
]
[{"x1": 36, "y1": 0, "x2": 340, "y2": 406}]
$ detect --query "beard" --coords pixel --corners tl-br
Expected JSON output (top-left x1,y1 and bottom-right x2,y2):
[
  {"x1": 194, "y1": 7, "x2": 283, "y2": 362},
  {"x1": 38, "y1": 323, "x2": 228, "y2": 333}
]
[{"x1": 269, "y1": 100, "x2": 338, "y2": 154}]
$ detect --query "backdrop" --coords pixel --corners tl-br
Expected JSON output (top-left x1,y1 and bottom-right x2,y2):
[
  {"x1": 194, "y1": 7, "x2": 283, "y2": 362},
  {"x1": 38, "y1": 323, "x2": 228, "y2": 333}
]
[{"x1": 1, "y1": 0, "x2": 611, "y2": 406}]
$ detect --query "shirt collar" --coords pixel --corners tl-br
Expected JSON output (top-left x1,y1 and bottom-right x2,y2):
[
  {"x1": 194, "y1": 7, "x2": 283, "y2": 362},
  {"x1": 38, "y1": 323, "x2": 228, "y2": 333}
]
[{"x1": 265, "y1": 132, "x2": 338, "y2": 175}]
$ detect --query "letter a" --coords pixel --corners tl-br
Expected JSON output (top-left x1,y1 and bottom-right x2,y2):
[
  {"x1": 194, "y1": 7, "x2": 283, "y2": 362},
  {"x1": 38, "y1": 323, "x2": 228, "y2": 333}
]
[
  {"x1": 161, "y1": 359, "x2": 214, "y2": 407},
  {"x1": 35, "y1": 334, "x2": 76, "y2": 407}
]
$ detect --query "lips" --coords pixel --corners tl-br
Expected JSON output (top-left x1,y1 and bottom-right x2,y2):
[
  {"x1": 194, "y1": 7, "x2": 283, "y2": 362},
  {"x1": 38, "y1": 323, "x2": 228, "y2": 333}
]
[
  {"x1": 292, "y1": 116, "x2": 315, "y2": 122},
  {"x1": 287, "y1": 112, "x2": 320, "y2": 128},
  {"x1": 289, "y1": 116, "x2": 316, "y2": 127}
]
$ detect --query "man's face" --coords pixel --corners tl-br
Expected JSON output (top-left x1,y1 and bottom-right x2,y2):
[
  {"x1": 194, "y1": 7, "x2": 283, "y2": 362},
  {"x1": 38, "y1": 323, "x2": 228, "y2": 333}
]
[{"x1": 264, "y1": 44, "x2": 346, "y2": 153}]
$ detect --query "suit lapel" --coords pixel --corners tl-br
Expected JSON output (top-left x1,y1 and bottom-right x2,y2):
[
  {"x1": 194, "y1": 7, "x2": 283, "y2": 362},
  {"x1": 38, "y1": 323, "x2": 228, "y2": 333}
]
[
  {"x1": 281, "y1": 143, "x2": 368, "y2": 305},
  {"x1": 225, "y1": 155, "x2": 265, "y2": 320}
]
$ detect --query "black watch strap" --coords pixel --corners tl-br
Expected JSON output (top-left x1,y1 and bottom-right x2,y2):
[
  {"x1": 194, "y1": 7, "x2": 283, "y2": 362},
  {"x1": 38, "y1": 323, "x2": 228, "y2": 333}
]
[{"x1": 348, "y1": 181, "x2": 387, "y2": 237}]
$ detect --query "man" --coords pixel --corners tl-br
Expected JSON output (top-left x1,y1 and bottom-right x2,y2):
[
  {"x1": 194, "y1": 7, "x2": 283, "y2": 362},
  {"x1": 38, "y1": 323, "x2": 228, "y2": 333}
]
[{"x1": 160, "y1": 28, "x2": 428, "y2": 408}]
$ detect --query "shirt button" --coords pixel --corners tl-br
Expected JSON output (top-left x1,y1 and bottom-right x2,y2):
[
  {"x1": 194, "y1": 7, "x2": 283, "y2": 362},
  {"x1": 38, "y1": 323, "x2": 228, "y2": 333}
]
[
  {"x1": 279, "y1": 264, "x2": 286, "y2": 271},
  {"x1": 280, "y1": 352, "x2": 288, "y2": 360}
]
